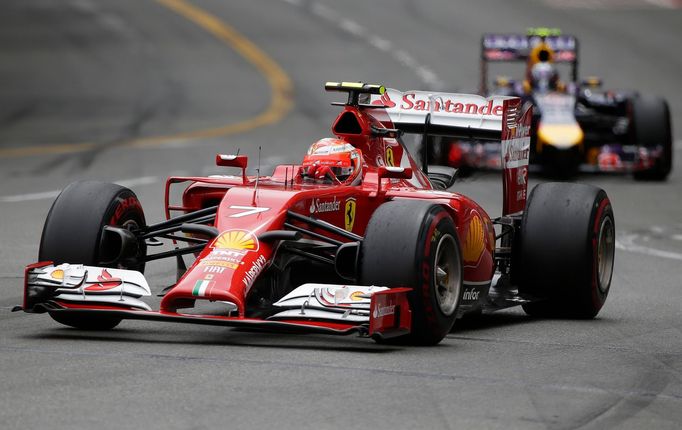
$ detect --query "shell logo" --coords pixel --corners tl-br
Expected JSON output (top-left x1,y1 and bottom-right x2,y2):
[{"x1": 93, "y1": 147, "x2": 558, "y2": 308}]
[
  {"x1": 462, "y1": 214, "x2": 485, "y2": 263},
  {"x1": 213, "y1": 229, "x2": 258, "y2": 252},
  {"x1": 51, "y1": 269, "x2": 64, "y2": 280},
  {"x1": 350, "y1": 290, "x2": 366, "y2": 301}
]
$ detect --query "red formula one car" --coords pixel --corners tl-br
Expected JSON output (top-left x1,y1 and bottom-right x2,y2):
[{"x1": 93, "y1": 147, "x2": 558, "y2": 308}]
[{"x1": 16, "y1": 82, "x2": 616, "y2": 345}]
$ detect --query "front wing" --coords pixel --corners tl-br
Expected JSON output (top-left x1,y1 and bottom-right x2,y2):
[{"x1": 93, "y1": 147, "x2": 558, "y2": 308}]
[{"x1": 18, "y1": 262, "x2": 412, "y2": 341}]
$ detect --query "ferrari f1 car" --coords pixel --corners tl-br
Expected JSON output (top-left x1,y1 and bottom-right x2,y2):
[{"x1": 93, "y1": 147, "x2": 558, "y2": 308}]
[
  {"x1": 16, "y1": 82, "x2": 616, "y2": 345},
  {"x1": 442, "y1": 28, "x2": 672, "y2": 180}
]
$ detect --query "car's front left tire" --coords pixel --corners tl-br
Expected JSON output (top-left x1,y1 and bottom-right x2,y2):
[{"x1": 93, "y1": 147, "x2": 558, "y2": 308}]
[{"x1": 360, "y1": 200, "x2": 462, "y2": 345}]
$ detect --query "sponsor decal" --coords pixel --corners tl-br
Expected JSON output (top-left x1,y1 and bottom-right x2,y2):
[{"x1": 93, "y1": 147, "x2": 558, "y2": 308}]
[
  {"x1": 517, "y1": 167, "x2": 528, "y2": 185},
  {"x1": 373, "y1": 91, "x2": 503, "y2": 116},
  {"x1": 213, "y1": 229, "x2": 258, "y2": 252},
  {"x1": 200, "y1": 248, "x2": 245, "y2": 270},
  {"x1": 109, "y1": 196, "x2": 141, "y2": 225},
  {"x1": 350, "y1": 290, "x2": 366, "y2": 301},
  {"x1": 373, "y1": 92, "x2": 396, "y2": 108},
  {"x1": 205, "y1": 249, "x2": 246, "y2": 261},
  {"x1": 228, "y1": 206, "x2": 269, "y2": 218},
  {"x1": 385, "y1": 147, "x2": 394, "y2": 167},
  {"x1": 503, "y1": 138, "x2": 530, "y2": 167},
  {"x1": 462, "y1": 213, "x2": 485, "y2": 263},
  {"x1": 373, "y1": 304, "x2": 395, "y2": 318},
  {"x1": 200, "y1": 260, "x2": 239, "y2": 270},
  {"x1": 192, "y1": 279, "x2": 215, "y2": 297},
  {"x1": 243, "y1": 255, "x2": 267, "y2": 289},
  {"x1": 50, "y1": 269, "x2": 64, "y2": 280},
  {"x1": 463, "y1": 288, "x2": 480, "y2": 302},
  {"x1": 203, "y1": 265, "x2": 226, "y2": 274},
  {"x1": 84, "y1": 269, "x2": 122, "y2": 291},
  {"x1": 431, "y1": 228, "x2": 442, "y2": 243},
  {"x1": 345, "y1": 198, "x2": 356, "y2": 231},
  {"x1": 309, "y1": 197, "x2": 341, "y2": 214},
  {"x1": 510, "y1": 124, "x2": 531, "y2": 139}
]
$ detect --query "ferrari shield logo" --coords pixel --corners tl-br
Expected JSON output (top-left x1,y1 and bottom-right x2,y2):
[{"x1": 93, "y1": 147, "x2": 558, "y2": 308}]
[
  {"x1": 345, "y1": 198, "x2": 357, "y2": 231},
  {"x1": 385, "y1": 147, "x2": 394, "y2": 167}
]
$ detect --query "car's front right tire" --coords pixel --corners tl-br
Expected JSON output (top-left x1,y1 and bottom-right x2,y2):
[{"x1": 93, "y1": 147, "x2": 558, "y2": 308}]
[{"x1": 39, "y1": 181, "x2": 147, "y2": 330}]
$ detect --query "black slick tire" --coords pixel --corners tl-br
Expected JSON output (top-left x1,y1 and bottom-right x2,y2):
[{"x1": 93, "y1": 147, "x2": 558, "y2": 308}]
[
  {"x1": 39, "y1": 181, "x2": 146, "y2": 330},
  {"x1": 519, "y1": 183, "x2": 615, "y2": 318},
  {"x1": 631, "y1": 95, "x2": 672, "y2": 181},
  {"x1": 360, "y1": 200, "x2": 462, "y2": 345}
]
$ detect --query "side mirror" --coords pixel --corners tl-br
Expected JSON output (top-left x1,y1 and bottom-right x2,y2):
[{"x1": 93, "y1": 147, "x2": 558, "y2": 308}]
[
  {"x1": 216, "y1": 154, "x2": 248, "y2": 184},
  {"x1": 377, "y1": 166, "x2": 412, "y2": 192},
  {"x1": 216, "y1": 154, "x2": 247, "y2": 168},
  {"x1": 581, "y1": 76, "x2": 602, "y2": 88},
  {"x1": 378, "y1": 166, "x2": 412, "y2": 180}
]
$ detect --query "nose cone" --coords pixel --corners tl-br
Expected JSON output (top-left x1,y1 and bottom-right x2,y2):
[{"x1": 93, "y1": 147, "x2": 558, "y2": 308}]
[{"x1": 537, "y1": 123, "x2": 584, "y2": 149}]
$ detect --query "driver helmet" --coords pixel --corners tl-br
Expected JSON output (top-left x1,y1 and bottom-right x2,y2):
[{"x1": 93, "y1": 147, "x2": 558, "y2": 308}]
[
  {"x1": 302, "y1": 138, "x2": 363, "y2": 185},
  {"x1": 530, "y1": 62, "x2": 560, "y2": 92}
]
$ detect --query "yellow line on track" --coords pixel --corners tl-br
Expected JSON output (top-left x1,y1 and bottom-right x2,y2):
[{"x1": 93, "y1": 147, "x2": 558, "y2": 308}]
[{"x1": 0, "y1": 0, "x2": 293, "y2": 158}]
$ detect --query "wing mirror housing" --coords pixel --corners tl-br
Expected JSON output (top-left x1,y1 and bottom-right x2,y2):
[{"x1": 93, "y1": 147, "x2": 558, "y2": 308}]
[
  {"x1": 377, "y1": 166, "x2": 412, "y2": 192},
  {"x1": 216, "y1": 154, "x2": 248, "y2": 184}
]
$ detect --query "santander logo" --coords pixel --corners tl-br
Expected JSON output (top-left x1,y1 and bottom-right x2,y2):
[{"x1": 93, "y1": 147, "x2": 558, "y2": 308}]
[
  {"x1": 84, "y1": 269, "x2": 122, "y2": 291},
  {"x1": 374, "y1": 91, "x2": 503, "y2": 116},
  {"x1": 373, "y1": 92, "x2": 397, "y2": 108}
]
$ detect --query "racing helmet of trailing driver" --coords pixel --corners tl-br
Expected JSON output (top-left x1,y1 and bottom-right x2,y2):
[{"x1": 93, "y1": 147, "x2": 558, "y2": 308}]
[
  {"x1": 530, "y1": 62, "x2": 560, "y2": 92},
  {"x1": 302, "y1": 138, "x2": 363, "y2": 185}
]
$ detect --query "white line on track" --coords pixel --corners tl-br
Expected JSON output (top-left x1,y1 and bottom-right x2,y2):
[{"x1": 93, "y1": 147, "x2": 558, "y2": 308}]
[
  {"x1": 616, "y1": 234, "x2": 682, "y2": 261},
  {"x1": 541, "y1": 0, "x2": 680, "y2": 9},
  {"x1": 0, "y1": 176, "x2": 158, "y2": 203},
  {"x1": 280, "y1": 0, "x2": 446, "y2": 90}
]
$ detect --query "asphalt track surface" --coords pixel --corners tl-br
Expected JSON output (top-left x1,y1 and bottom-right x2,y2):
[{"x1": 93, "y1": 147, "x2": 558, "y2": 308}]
[{"x1": 1, "y1": 1, "x2": 681, "y2": 429}]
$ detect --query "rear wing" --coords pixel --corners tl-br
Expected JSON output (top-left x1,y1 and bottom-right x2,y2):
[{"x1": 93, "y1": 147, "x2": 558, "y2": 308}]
[
  {"x1": 369, "y1": 88, "x2": 532, "y2": 215},
  {"x1": 480, "y1": 32, "x2": 579, "y2": 94}
]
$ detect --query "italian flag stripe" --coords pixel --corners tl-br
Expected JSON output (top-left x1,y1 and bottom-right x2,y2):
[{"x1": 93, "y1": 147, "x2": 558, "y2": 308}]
[{"x1": 192, "y1": 280, "x2": 211, "y2": 296}]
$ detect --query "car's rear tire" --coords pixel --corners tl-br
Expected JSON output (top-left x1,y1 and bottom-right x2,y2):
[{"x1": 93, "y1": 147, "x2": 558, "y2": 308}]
[
  {"x1": 39, "y1": 181, "x2": 147, "y2": 330},
  {"x1": 360, "y1": 200, "x2": 462, "y2": 345},
  {"x1": 631, "y1": 95, "x2": 672, "y2": 181},
  {"x1": 519, "y1": 183, "x2": 615, "y2": 318}
]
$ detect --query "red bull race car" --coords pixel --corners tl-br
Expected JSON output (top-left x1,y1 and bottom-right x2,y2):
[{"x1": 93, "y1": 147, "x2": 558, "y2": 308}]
[
  {"x1": 442, "y1": 28, "x2": 672, "y2": 180},
  {"x1": 16, "y1": 82, "x2": 616, "y2": 345}
]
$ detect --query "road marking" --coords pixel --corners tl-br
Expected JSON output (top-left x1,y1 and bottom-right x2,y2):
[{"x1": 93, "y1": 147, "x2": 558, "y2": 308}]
[
  {"x1": 0, "y1": 176, "x2": 158, "y2": 203},
  {"x1": 281, "y1": 0, "x2": 445, "y2": 90},
  {"x1": 541, "y1": 0, "x2": 681, "y2": 8},
  {"x1": 0, "y1": 0, "x2": 293, "y2": 159},
  {"x1": 616, "y1": 234, "x2": 682, "y2": 261}
]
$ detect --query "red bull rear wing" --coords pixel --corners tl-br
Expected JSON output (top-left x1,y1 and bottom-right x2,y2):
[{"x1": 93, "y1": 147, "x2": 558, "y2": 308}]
[{"x1": 480, "y1": 29, "x2": 579, "y2": 95}]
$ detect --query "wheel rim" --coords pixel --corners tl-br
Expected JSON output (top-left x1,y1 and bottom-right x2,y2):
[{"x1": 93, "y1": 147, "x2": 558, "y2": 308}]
[
  {"x1": 596, "y1": 216, "x2": 615, "y2": 294},
  {"x1": 433, "y1": 234, "x2": 461, "y2": 316}
]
